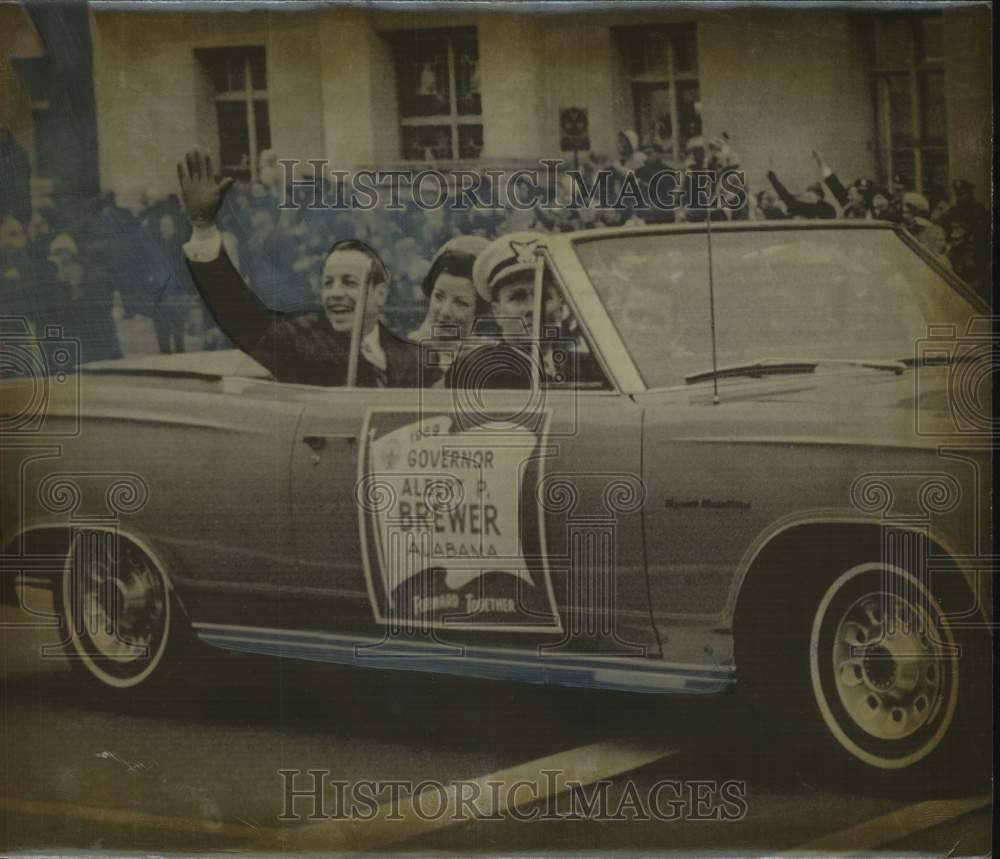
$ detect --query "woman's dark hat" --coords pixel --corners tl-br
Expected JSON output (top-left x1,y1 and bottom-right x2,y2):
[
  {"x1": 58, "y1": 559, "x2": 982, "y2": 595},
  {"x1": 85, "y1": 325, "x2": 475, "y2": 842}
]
[{"x1": 420, "y1": 235, "x2": 491, "y2": 301}]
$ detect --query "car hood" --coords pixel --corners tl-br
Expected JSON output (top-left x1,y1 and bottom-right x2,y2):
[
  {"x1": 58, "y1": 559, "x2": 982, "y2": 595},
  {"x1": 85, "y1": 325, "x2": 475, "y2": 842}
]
[{"x1": 636, "y1": 364, "x2": 981, "y2": 449}]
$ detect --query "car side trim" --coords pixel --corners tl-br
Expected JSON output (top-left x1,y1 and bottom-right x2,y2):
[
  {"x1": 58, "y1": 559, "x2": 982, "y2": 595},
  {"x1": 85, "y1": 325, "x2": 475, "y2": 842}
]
[{"x1": 192, "y1": 622, "x2": 732, "y2": 695}]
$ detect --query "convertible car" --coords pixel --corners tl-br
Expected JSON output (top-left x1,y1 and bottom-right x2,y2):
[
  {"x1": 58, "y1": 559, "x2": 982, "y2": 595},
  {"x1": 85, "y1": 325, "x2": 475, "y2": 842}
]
[{"x1": 1, "y1": 220, "x2": 991, "y2": 788}]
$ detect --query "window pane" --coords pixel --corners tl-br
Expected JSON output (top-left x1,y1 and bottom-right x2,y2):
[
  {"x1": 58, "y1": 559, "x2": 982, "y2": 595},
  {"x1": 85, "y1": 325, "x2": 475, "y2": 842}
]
[
  {"x1": 672, "y1": 25, "x2": 698, "y2": 74},
  {"x1": 878, "y1": 74, "x2": 914, "y2": 147},
  {"x1": 248, "y1": 47, "x2": 267, "y2": 90},
  {"x1": 643, "y1": 32, "x2": 672, "y2": 77},
  {"x1": 254, "y1": 100, "x2": 271, "y2": 152},
  {"x1": 228, "y1": 53, "x2": 245, "y2": 92},
  {"x1": 873, "y1": 18, "x2": 914, "y2": 67},
  {"x1": 454, "y1": 35, "x2": 481, "y2": 116},
  {"x1": 204, "y1": 58, "x2": 228, "y2": 94},
  {"x1": 619, "y1": 30, "x2": 646, "y2": 77},
  {"x1": 197, "y1": 47, "x2": 266, "y2": 94},
  {"x1": 396, "y1": 36, "x2": 450, "y2": 118},
  {"x1": 634, "y1": 84, "x2": 672, "y2": 151},
  {"x1": 620, "y1": 25, "x2": 697, "y2": 79},
  {"x1": 457, "y1": 124, "x2": 482, "y2": 159},
  {"x1": 919, "y1": 70, "x2": 946, "y2": 144},
  {"x1": 216, "y1": 101, "x2": 250, "y2": 174},
  {"x1": 918, "y1": 16, "x2": 943, "y2": 63},
  {"x1": 402, "y1": 125, "x2": 453, "y2": 161}
]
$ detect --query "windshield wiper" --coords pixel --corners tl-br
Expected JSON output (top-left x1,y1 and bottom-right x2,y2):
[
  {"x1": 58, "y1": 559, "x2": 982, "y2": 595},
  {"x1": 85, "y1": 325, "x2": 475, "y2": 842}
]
[{"x1": 685, "y1": 357, "x2": 907, "y2": 385}]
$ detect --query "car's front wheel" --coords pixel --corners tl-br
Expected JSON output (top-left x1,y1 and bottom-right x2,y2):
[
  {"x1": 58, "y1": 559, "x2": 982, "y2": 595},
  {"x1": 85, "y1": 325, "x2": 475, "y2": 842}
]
[
  {"x1": 736, "y1": 542, "x2": 989, "y2": 792},
  {"x1": 54, "y1": 532, "x2": 186, "y2": 692}
]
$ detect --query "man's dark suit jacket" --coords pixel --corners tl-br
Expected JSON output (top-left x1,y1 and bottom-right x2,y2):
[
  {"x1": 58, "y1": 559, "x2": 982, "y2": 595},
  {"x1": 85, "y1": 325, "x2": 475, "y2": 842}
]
[{"x1": 186, "y1": 249, "x2": 420, "y2": 388}]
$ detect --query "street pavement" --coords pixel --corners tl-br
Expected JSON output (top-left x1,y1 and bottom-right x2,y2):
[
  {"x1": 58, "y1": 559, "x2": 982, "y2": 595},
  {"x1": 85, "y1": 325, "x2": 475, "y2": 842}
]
[{"x1": 0, "y1": 594, "x2": 991, "y2": 855}]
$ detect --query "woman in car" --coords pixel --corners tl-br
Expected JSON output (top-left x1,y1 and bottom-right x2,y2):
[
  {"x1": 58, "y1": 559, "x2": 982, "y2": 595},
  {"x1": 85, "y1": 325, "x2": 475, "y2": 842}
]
[{"x1": 408, "y1": 234, "x2": 491, "y2": 387}]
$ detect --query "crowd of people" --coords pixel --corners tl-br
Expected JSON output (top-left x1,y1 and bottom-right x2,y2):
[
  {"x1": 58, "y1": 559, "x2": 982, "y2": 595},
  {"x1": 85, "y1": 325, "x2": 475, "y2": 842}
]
[
  {"x1": 759, "y1": 149, "x2": 991, "y2": 298},
  {"x1": 0, "y1": 189, "x2": 208, "y2": 364},
  {"x1": 1, "y1": 130, "x2": 991, "y2": 370}
]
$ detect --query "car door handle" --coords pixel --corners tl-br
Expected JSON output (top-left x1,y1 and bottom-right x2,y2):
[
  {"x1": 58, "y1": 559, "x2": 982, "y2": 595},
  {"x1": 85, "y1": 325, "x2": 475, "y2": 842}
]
[
  {"x1": 302, "y1": 435, "x2": 327, "y2": 452},
  {"x1": 302, "y1": 434, "x2": 357, "y2": 452}
]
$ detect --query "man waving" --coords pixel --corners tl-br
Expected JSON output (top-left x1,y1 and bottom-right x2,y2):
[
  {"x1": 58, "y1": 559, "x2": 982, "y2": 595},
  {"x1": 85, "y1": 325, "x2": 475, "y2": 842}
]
[{"x1": 176, "y1": 151, "x2": 419, "y2": 387}]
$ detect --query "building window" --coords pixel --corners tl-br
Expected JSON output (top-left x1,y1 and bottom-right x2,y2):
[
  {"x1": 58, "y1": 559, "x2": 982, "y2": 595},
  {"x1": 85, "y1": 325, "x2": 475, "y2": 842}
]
[
  {"x1": 390, "y1": 29, "x2": 482, "y2": 161},
  {"x1": 617, "y1": 24, "x2": 700, "y2": 163},
  {"x1": 195, "y1": 46, "x2": 271, "y2": 181},
  {"x1": 869, "y1": 14, "x2": 947, "y2": 194}
]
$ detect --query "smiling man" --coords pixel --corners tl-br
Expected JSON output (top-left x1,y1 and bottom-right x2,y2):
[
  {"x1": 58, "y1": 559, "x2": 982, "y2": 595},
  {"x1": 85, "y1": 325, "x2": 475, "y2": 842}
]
[{"x1": 176, "y1": 151, "x2": 419, "y2": 388}]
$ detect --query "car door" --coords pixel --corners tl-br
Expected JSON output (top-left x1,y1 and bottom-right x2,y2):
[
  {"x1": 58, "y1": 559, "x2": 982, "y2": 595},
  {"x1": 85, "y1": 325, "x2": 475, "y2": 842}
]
[{"x1": 282, "y1": 383, "x2": 657, "y2": 657}]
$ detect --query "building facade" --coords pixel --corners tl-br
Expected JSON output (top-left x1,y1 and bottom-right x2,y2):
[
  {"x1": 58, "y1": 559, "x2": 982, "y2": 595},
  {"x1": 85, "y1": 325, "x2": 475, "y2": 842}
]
[{"x1": 2, "y1": 3, "x2": 993, "y2": 210}]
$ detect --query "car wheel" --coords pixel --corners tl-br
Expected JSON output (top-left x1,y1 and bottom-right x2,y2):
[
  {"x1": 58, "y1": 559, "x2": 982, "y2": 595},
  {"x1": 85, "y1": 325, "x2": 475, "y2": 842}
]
[
  {"x1": 54, "y1": 532, "x2": 186, "y2": 692},
  {"x1": 736, "y1": 544, "x2": 989, "y2": 792}
]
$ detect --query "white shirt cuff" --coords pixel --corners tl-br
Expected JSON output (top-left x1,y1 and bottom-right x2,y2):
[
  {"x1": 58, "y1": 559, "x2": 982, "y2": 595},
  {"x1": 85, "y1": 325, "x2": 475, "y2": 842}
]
[{"x1": 183, "y1": 224, "x2": 223, "y2": 262}]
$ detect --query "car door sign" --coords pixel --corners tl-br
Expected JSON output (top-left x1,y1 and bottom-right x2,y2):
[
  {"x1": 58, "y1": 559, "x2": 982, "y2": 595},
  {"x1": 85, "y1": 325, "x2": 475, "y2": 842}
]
[{"x1": 358, "y1": 409, "x2": 561, "y2": 633}]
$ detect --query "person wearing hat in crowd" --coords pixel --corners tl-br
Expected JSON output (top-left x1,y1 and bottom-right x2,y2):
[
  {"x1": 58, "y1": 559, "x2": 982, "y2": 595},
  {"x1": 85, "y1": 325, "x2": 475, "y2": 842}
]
[
  {"x1": 869, "y1": 187, "x2": 893, "y2": 221},
  {"x1": 709, "y1": 133, "x2": 749, "y2": 220},
  {"x1": 408, "y1": 234, "x2": 491, "y2": 387},
  {"x1": 634, "y1": 143, "x2": 677, "y2": 224},
  {"x1": 927, "y1": 184, "x2": 952, "y2": 226},
  {"x1": 947, "y1": 179, "x2": 989, "y2": 247},
  {"x1": 944, "y1": 179, "x2": 990, "y2": 293},
  {"x1": 176, "y1": 150, "x2": 419, "y2": 388},
  {"x1": 901, "y1": 191, "x2": 948, "y2": 259},
  {"x1": 842, "y1": 179, "x2": 874, "y2": 219},
  {"x1": 948, "y1": 179, "x2": 988, "y2": 231},
  {"x1": 944, "y1": 218, "x2": 981, "y2": 288},
  {"x1": 882, "y1": 172, "x2": 910, "y2": 223},
  {"x1": 612, "y1": 129, "x2": 645, "y2": 178},
  {"x1": 890, "y1": 172, "x2": 909, "y2": 198}
]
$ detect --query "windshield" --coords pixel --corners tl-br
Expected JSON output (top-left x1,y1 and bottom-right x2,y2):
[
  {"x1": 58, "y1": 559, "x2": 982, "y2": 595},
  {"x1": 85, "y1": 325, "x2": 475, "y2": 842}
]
[{"x1": 575, "y1": 228, "x2": 978, "y2": 389}]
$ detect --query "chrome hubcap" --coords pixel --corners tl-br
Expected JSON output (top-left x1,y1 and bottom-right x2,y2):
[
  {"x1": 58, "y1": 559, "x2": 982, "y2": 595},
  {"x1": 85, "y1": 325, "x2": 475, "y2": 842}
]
[
  {"x1": 832, "y1": 593, "x2": 946, "y2": 741},
  {"x1": 76, "y1": 547, "x2": 166, "y2": 663}
]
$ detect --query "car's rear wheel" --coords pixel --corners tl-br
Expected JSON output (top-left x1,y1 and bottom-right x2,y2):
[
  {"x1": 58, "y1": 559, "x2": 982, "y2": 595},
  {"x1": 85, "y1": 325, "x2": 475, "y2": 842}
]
[
  {"x1": 54, "y1": 532, "x2": 186, "y2": 692},
  {"x1": 736, "y1": 541, "x2": 989, "y2": 792}
]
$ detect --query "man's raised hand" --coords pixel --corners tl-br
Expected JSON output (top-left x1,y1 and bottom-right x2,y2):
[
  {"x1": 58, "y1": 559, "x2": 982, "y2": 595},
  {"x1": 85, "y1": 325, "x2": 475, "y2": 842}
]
[{"x1": 177, "y1": 151, "x2": 234, "y2": 227}]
